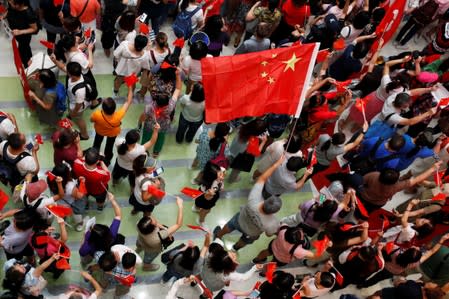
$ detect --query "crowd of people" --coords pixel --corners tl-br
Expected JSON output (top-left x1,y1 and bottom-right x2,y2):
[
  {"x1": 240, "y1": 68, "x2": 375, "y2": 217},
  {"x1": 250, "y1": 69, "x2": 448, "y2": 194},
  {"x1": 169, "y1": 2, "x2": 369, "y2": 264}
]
[{"x1": 1, "y1": 0, "x2": 449, "y2": 297}]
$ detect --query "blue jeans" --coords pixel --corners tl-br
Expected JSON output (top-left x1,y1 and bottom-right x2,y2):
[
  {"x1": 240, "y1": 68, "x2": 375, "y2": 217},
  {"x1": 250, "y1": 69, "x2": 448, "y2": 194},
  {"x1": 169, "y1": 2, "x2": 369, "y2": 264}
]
[
  {"x1": 162, "y1": 266, "x2": 184, "y2": 282},
  {"x1": 143, "y1": 250, "x2": 160, "y2": 264}
]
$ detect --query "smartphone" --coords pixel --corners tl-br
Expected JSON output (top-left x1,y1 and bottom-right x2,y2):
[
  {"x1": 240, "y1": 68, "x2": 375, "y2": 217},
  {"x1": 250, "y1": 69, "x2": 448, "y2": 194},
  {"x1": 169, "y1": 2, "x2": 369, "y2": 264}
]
[
  {"x1": 26, "y1": 142, "x2": 34, "y2": 151},
  {"x1": 88, "y1": 30, "x2": 96, "y2": 44},
  {"x1": 138, "y1": 13, "x2": 148, "y2": 23},
  {"x1": 150, "y1": 167, "x2": 164, "y2": 178},
  {"x1": 249, "y1": 289, "x2": 260, "y2": 298}
]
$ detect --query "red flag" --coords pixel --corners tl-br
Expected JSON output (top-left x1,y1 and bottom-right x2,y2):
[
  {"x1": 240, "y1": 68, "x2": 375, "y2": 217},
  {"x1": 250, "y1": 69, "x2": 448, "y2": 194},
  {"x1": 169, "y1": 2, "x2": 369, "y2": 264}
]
[
  {"x1": 333, "y1": 38, "x2": 345, "y2": 50},
  {"x1": 0, "y1": 4, "x2": 6, "y2": 14},
  {"x1": 46, "y1": 204, "x2": 73, "y2": 218},
  {"x1": 172, "y1": 37, "x2": 185, "y2": 48},
  {"x1": 187, "y1": 224, "x2": 208, "y2": 232},
  {"x1": 438, "y1": 97, "x2": 449, "y2": 108},
  {"x1": 323, "y1": 91, "x2": 338, "y2": 100},
  {"x1": 78, "y1": 179, "x2": 87, "y2": 196},
  {"x1": 193, "y1": 276, "x2": 213, "y2": 299},
  {"x1": 356, "y1": 197, "x2": 369, "y2": 218},
  {"x1": 147, "y1": 185, "x2": 165, "y2": 198},
  {"x1": 84, "y1": 28, "x2": 92, "y2": 39},
  {"x1": 46, "y1": 171, "x2": 56, "y2": 182},
  {"x1": 312, "y1": 235, "x2": 330, "y2": 257},
  {"x1": 12, "y1": 38, "x2": 33, "y2": 109},
  {"x1": 39, "y1": 40, "x2": 55, "y2": 50},
  {"x1": 35, "y1": 134, "x2": 43, "y2": 145},
  {"x1": 434, "y1": 170, "x2": 443, "y2": 186},
  {"x1": 202, "y1": 0, "x2": 224, "y2": 17},
  {"x1": 246, "y1": 136, "x2": 261, "y2": 157},
  {"x1": 432, "y1": 193, "x2": 446, "y2": 201},
  {"x1": 202, "y1": 43, "x2": 319, "y2": 123},
  {"x1": 55, "y1": 258, "x2": 71, "y2": 270},
  {"x1": 292, "y1": 290, "x2": 302, "y2": 299},
  {"x1": 180, "y1": 187, "x2": 203, "y2": 198},
  {"x1": 0, "y1": 189, "x2": 9, "y2": 210},
  {"x1": 114, "y1": 275, "x2": 135, "y2": 287},
  {"x1": 340, "y1": 223, "x2": 355, "y2": 232},
  {"x1": 265, "y1": 262, "x2": 277, "y2": 283},
  {"x1": 385, "y1": 241, "x2": 395, "y2": 254},
  {"x1": 316, "y1": 49, "x2": 329, "y2": 63},
  {"x1": 333, "y1": 267, "x2": 344, "y2": 286},
  {"x1": 308, "y1": 149, "x2": 317, "y2": 169},
  {"x1": 58, "y1": 118, "x2": 72, "y2": 129},
  {"x1": 253, "y1": 281, "x2": 262, "y2": 290},
  {"x1": 139, "y1": 23, "x2": 150, "y2": 35},
  {"x1": 124, "y1": 73, "x2": 139, "y2": 87},
  {"x1": 53, "y1": 0, "x2": 64, "y2": 6},
  {"x1": 336, "y1": 80, "x2": 351, "y2": 92}
]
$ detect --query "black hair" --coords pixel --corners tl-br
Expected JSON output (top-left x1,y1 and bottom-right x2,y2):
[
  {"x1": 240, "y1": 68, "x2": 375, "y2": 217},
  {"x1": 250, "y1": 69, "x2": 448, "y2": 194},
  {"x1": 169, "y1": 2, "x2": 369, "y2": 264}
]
[
  {"x1": 102, "y1": 97, "x2": 116, "y2": 115},
  {"x1": 58, "y1": 34, "x2": 76, "y2": 53},
  {"x1": 372, "y1": 7, "x2": 386, "y2": 23},
  {"x1": 133, "y1": 155, "x2": 148, "y2": 177},
  {"x1": 122, "y1": 252, "x2": 137, "y2": 269},
  {"x1": 353, "y1": 42, "x2": 369, "y2": 59},
  {"x1": 134, "y1": 35, "x2": 148, "y2": 52},
  {"x1": 118, "y1": 10, "x2": 136, "y2": 32},
  {"x1": 137, "y1": 216, "x2": 156, "y2": 234},
  {"x1": 209, "y1": 123, "x2": 231, "y2": 152},
  {"x1": 7, "y1": 133, "x2": 25, "y2": 150},
  {"x1": 11, "y1": 0, "x2": 28, "y2": 6},
  {"x1": 353, "y1": 11, "x2": 370, "y2": 29},
  {"x1": 154, "y1": 94, "x2": 170, "y2": 107},
  {"x1": 200, "y1": 161, "x2": 220, "y2": 189},
  {"x1": 39, "y1": 69, "x2": 57, "y2": 89},
  {"x1": 385, "y1": 79, "x2": 406, "y2": 94},
  {"x1": 284, "y1": 226, "x2": 305, "y2": 245},
  {"x1": 321, "y1": 133, "x2": 345, "y2": 152},
  {"x1": 88, "y1": 224, "x2": 113, "y2": 251},
  {"x1": 14, "y1": 209, "x2": 36, "y2": 231},
  {"x1": 84, "y1": 147, "x2": 100, "y2": 165},
  {"x1": 3, "y1": 267, "x2": 26, "y2": 292},
  {"x1": 203, "y1": 15, "x2": 224, "y2": 40},
  {"x1": 320, "y1": 272, "x2": 335, "y2": 288},
  {"x1": 406, "y1": 131, "x2": 433, "y2": 159},
  {"x1": 159, "y1": 54, "x2": 178, "y2": 82},
  {"x1": 313, "y1": 200, "x2": 338, "y2": 223},
  {"x1": 67, "y1": 62, "x2": 82, "y2": 77},
  {"x1": 379, "y1": 168, "x2": 400, "y2": 185},
  {"x1": 308, "y1": 94, "x2": 326, "y2": 108},
  {"x1": 155, "y1": 32, "x2": 169, "y2": 49},
  {"x1": 393, "y1": 92, "x2": 411, "y2": 108},
  {"x1": 189, "y1": 41, "x2": 208, "y2": 60},
  {"x1": 359, "y1": 246, "x2": 377, "y2": 261},
  {"x1": 207, "y1": 250, "x2": 238, "y2": 275},
  {"x1": 413, "y1": 222, "x2": 434, "y2": 238},
  {"x1": 238, "y1": 119, "x2": 267, "y2": 142},
  {"x1": 388, "y1": 134, "x2": 405, "y2": 151},
  {"x1": 98, "y1": 251, "x2": 117, "y2": 272},
  {"x1": 284, "y1": 135, "x2": 302, "y2": 153},
  {"x1": 260, "y1": 271, "x2": 295, "y2": 299},
  {"x1": 118, "y1": 130, "x2": 141, "y2": 155},
  {"x1": 179, "y1": 246, "x2": 201, "y2": 270},
  {"x1": 54, "y1": 128, "x2": 77, "y2": 149},
  {"x1": 395, "y1": 248, "x2": 422, "y2": 268},
  {"x1": 190, "y1": 83, "x2": 205, "y2": 102},
  {"x1": 286, "y1": 156, "x2": 306, "y2": 172},
  {"x1": 48, "y1": 163, "x2": 72, "y2": 193},
  {"x1": 62, "y1": 16, "x2": 81, "y2": 33},
  {"x1": 255, "y1": 22, "x2": 271, "y2": 39},
  {"x1": 268, "y1": 0, "x2": 279, "y2": 11}
]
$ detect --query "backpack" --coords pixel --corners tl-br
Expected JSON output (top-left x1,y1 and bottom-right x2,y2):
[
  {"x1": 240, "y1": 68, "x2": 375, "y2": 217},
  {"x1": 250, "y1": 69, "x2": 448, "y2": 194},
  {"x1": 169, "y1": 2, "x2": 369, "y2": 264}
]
[
  {"x1": 71, "y1": 75, "x2": 98, "y2": 102},
  {"x1": 266, "y1": 114, "x2": 291, "y2": 138},
  {"x1": 172, "y1": 6, "x2": 202, "y2": 38},
  {"x1": 412, "y1": 0, "x2": 438, "y2": 25},
  {"x1": 0, "y1": 142, "x2": 31, "y2": 187},
  {"x1": 47, "y1": 82, "x2": 67, "y2": 114}
]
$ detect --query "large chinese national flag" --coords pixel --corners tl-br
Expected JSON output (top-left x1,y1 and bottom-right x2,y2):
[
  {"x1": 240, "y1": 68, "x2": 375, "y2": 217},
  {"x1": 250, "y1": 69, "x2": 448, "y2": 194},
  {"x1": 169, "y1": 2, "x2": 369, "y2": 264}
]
[{"x1": 202, "y1": 43, "x2": 320, "y2": 123}]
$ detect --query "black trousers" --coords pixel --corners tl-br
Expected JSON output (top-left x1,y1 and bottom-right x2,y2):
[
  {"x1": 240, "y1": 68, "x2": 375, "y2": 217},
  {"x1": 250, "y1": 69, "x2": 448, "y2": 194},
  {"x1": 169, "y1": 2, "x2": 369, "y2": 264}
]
[
  {"x1": 15, "y1": 34, "x2": 33, "y2": 67},
  {"x1": 93, "y1": 133, "x2": 116, "y2": 165},
  {"x1": 175, "y1": 113, "x2": 203, "y2": 143}
]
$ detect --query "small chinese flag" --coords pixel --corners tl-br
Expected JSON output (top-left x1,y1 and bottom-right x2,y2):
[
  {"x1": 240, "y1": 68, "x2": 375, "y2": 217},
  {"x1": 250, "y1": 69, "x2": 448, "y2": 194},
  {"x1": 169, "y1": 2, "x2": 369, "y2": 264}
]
[
  {"x1": 309, "y1": 149, "x2": 317, "y2": 169},
  {"x1": 78, "y1": 179, "x2": 87, "y2": 196},
  {"x1": 124, "y1": 73, "x2": 139, "y2": 87},
  {"x1": 180, "y1": 187, "x2": 203, "y2": 198},
  {"x1": 193, "y1": 276, "x2": 213, "y2": 299},
  {"x1": 0, "y1": 4, "x2": 6, "y2": 14},
  {"x1": 40, "y1": 40, "x2": 55, "y2": 50},
  {"x1": 323, "y1": 91, "x2": 338, "y2": 100},
  {"x1": 84, "y1": 28, "x2": 92, "y2": 39},
  {"x1": 312, "y1": 235, "x2": 330, "y2": 257},
  {"x1": 147, "y1": 185, "x2": 165, "y2": 198},
  {"x1": 265, "y1": 262, "x2": 277, "y2": 283},
  {"x1": 336, "y1": 80, "x2": 351, "y2": 92},
  {"x1": 0, "y1": 189, "x2": 9, "y2": 210},
  {"x1": 333, "y1": 38, "x2": 345, "y2": 50},
  {"x1": 356, "y1": 197, "x2": 369, "y2": 218},
  {"x1": 46, "y1": 204, "x2": 73, "y2": 218},
  {"x1": 333, "y1": 267, "x2": 344, "y2": 286},
  {"x1": 340, "y1": 223, "x2": 355, "y2": 232},
  {"x1": 246, "y1": 136, "x2": 261, "y2": 157},
  {"x1": 316, "y1": 49, "x2": 329, "y2": 63},
  {"x1": 35, "y1": 134, "x2": 43, "y2": 144},
  {"x1": 432, "y1": 193, "x2": 446, "y2": 201},
  {"x1": 173, "y1": 37, "x2": 185, "y2": 48},
  {"x1": 58, "y1": 118, "x2": 72, "y2": 129},
  {"x1": 292, "y1": 290, "x2": 302, "y2": 299},
  {"x1": 202, "y1": 43, "x2": 319, "y2": 122},
  {"x1": 187, "y1": 224, "x2": 208, "y2": 232},
  {"x1": 53, "y1": 0, "x2": 64, "y2": 6},
  {"x1": 425, "y1": 54, "x2": 441, "y2": 64},
  {"x1": 439, "y1": 98, "x2": 449, "y2": 108},
  {"x1": 385, "y1": 241, "x2": 395, "y2": 254},
  {"x1": 55, "y1": 258, "x2": 71, "y2": 270},
  {"x1": 115, "y1": 275, "x2": 135, "y2": 287},
  {"x1": 46, "y1": 171, "x2": 56, "y2": 182},
  {"x1": 355, "y1": 98, "x2": 366, "y2": 111},
  {"x1": 253, "y1": 281, "x2": 262, "y2": 290},
  {"x1": 434, "y1": 170, "x2": 443, "y2": 186},
  {"x1": 139, "y1": 23, "x2": 150, "y2": 35}
]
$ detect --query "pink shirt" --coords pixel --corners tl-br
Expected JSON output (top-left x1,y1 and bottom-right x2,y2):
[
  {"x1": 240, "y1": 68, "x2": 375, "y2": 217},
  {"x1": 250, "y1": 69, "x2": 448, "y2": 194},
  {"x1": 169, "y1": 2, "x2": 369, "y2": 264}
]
[{"x1": 271, "y1": 229, "x2": 309, "y2": 264}]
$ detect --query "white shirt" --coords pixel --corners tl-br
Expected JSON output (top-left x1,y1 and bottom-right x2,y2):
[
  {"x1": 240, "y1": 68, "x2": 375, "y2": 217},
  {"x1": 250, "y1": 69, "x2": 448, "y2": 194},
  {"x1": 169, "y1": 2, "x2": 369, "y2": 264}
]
[
  {"x1": 61, "y1": 180, "x2": 77, "y2": 206},
  {"x1": 67, "y1": 51, "x2": 90, "y2": 74},
  {"x1": 115, "y1": 138, "x2": 147, "y2": 171},
  {"x1": 185, "y1": 4, "x2": 204, "y2": 30},
  {"x1": 179, "y1": 94, "x2": 205, "y2": 122},
  {"x1": 182, "y1": 54, "x2": 212, "y2": 82},
  {"x1": 133, "y1": 174, "x2": 154, "y2": 205},
  {"x1": 377, "y1": 92, "x2": 411, "y2": 125},
  {"x1": 302, "y1": 277, "x2": 333, "y2": 298},
  {"x1": 0, "y1": 115, "x2": 15, "y2": 140},
  {"x1": 111, "y1": 244, "x2": 143, "y2": 264},
  {"x1": 67, "y1": 77, "x2": 87, "y2": 111},
  {"x1": 383, "y1": 224, "x2": 416, "y2": 244},
  {"x1": 0, "y1": 140, "x2": 37, "y2": 176},
  {"x1": 113, "y1": 40, "x2": 151, "y2": 76}
]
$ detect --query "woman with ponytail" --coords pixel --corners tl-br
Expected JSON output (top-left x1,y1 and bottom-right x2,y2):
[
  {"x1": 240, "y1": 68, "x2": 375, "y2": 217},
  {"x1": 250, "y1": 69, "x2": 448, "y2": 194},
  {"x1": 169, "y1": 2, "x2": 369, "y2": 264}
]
[{"x1": 112, "y1": 124, "x2": 160, "y2": 186}]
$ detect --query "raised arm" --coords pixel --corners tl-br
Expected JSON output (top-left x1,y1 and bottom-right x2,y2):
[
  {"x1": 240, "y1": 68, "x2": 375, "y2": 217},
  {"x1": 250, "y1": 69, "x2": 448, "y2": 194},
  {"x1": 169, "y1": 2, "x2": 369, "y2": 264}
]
[
  {"x1": 246, "y1": 1, "x2": 261, "y2": 22},
  {"x1": 200, "y1": 232, "x2": 211, "y2": 257},
  {"x1": 34, "y1": 254, "x2": 59, "y2": 277},
  {"x1": 56, "y1": 217, "x2": 68, "y2": 243},
  {"x1": 172, "y1": 70, "x2": 182, "y2": 100},
  {"x1": 305, "y1": 77, "x2": 336, "y2": 99},
  {"x1": 167, "y1": 197, "x2": 184, "y2": 235},
  {"x1": 257, "y1": 154, "x2": 285, "y2": 184},
  {"x1": 384, "y1": 55, "x2": 410, "y2": 76},
  {"x1": 410, "y1": 161, "x2": 442, "y2": 186},
  {"x1": 343, "y1": 122, "x2": 368, "y2": 152},
  {"x1": 81, "y1": 271, "x2": 102, "y2": 297},
  {"x1": 143, "y1": 123, "x2": 160, "y2": 150},
  {"x1": 401, "y1": 199, "x2": 419, "y2": 228},
  {"x1": 108, "y1": 192, "x2": 122, "y2": 220},
  {"x1": 122, "y1": 87, "x2": 134, "y2": 113}
]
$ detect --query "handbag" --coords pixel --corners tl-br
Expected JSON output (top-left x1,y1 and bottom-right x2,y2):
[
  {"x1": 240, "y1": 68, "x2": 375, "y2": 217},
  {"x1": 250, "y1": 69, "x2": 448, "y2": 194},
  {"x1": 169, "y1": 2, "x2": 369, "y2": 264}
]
[
  {"x1": 230, "y1": 152, "x2": 255, "y2": 172},
  {"x1": 161, "y1": 243, "x2": 185, "y2": 264},
  {"x1": 210, "y1": 142, "x2": 229, "y2": 169},
  {"x1": 158, "y1": 227, "x2": 175, "y2": 250}
]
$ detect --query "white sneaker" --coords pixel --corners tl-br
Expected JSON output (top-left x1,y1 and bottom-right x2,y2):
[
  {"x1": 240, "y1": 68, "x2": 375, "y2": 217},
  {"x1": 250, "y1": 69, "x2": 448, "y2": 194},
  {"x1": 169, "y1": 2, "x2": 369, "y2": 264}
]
[
  {"x1": 112, "y1": 88, "x2": 119, "y2": 98},
  {"x1": 192, "y1": 205, "x2": 200, "y2": 213}
]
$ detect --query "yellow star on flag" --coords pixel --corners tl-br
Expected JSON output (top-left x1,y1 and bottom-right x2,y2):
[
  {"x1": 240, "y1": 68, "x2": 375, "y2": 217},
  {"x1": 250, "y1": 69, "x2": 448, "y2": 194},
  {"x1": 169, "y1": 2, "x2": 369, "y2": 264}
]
[
  {"x1": 282, "y1": 53, "x2": 301, "y2": 72},
  {"x1": 272, "y1": 53, "x2": 278, "y2": 58},
  {"x1": 261, "y1": 72, "x2": 268, "y2": 78},
  {"x1": 267, "y1": 77, "x2": 275, "y2": 84},
  {"x1": 261, "y1": 61, "x2": 268, "y2": 66}
]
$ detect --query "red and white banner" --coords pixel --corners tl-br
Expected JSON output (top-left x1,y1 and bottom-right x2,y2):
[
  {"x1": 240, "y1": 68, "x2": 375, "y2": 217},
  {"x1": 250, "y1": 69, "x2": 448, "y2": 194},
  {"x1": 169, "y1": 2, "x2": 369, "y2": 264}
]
[{"x1": 11, "y1": 37, "x2": 33, "y2": 109}]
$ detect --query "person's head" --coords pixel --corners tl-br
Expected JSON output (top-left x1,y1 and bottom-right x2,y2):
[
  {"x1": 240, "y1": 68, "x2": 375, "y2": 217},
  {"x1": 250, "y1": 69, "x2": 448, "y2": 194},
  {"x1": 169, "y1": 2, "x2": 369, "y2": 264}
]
[
  {"x1": 321, "y1": 133, "x2": 345, "y2": 152},
  {"x1": 238, "y1": 118, "x2": 267, "y2": 141},
  {"x1": 88, "y1": 224, "x2": 113, "y2": 251},
  {"x1": 284, "y1": 226, "x2": 306, "y2": 246},
  {"x1": 137, "y1": 216, "x2": 156, "y2": 235},
  {"x1": 122, "y1": 252, "x2": 137, "y2": 271},
  {"x1": 118, "y1": 129, "x2": 141, "y2": 155},
  {"x1": 255, "y1": 22, "x2": 271, "y2": 39},
  {"x1": 292, "y1": 0, "x2": 307, "y2": 6},
  {"x1": 39, "y1": 69, "x2": 57, "y2": 89},
  {"x1": 388, "y1": 134, "x2": 406, "y2": 151},
  {"x1": 262, "y1": 196, "x2": 282, "y2": 214},
  {"x1": 385, "y1": 79, "x2": 407, "y2": 94},
  {"x1": 286, "y1": 156, "x2": 306, "y2": 172},
  {"x1": 179, "y1": 246, "x2": 201, "y2": 270},
  {"x1": 159, "y1": 54, "x2": 178, "y2": 82},
  {"x1": 14, "y1": 209, "x2": 36, "y2": 231},
  {"x1": 49, "y1": 162, "x2": 72, "y2": 191},
  {"x1": 7, "y1": 133, "x2": 26, "y2": 150},
  {"x1": 268, "y1": 0, "x2": 280, "y2": 11},
  {"x1": 66, "y1": 62, "x2": 82, "y2": 78},
  {"x1": 54, "y1": 128, "x2": 77, "y2": 149},
  {"x1": 132, "y1": 154, "x2": 149, "y2": 176},
  {"x1": 203, "y1": 15, "x2": 224, "y2": 38},
  {"x1": 284, "y1": 135, "x2": 302, "y2": 153},
  {"x1": 372, "y1": 7, "x2": 386, "y2": 24},
  {"x1": 84, "y1": 147, "x2": 100, "y2": 165},
  {"x1": 379, "y1": 168, "x2": 400, "y2": 185},
  {"x1": 259, "y1": 271, "x2": 295, "y2": 299},
  {"x1": 59, "y1": 34, "x2": 77, "y2": 52},
  {"x1": 393, "y1": 92, "x2": 411, "y2": 109},
  {"x1": 154, "y1": 94, "x2": 171, "y2": 107},
  {"x1": 208, "y1": 249, "x2": 238, "y2": 275},
  {"x1": 3, "y1": 263, "x2": 27, "y2": 291},
  {"x1": 328, "y1": 181, "x2": 345, "y2": 201},
  {"x1": 325, "y1": 14, "x2": 341, "y2": 34},
  {"x1": 272, "y1": 271, "x2": 295, "y2": 292},
  {"x1": 155, "y1": 32, "x2": 168, "y2": 49},
  {"x1": 134, "y1": 35, "x2": 148, "y2": 52},
  {"x1": 190, "y1": 83, "x2": 205, "y2": 102},
  {"x1": 98, "y1": 251, "x2": 117, "y2": 272},
  {"x1": 353, "y1": 11, "x2": 370, "y2": 29},
  {"x1": 309, "y1": 94, "x2": 326, "y2": 108},
  {"x1": 313, "y1": 199, "x2": 338, "y2": 222},
  {"x1": 209, "y1": 123, "x2": 231, "y2": 151},
  {"x1": 336, "y1": 0, "x2": 345, "y2": 9},
  {"x1": 201, "y1": 161, "x2": 224, "y2": 189},
  {"x1": 189, "y1": 41, "x2": 208, "y2": 60},
  {"x1": 101, "y1": 97, "x2": 116, "y2": 115},
  {"x1": 315, "y1": 271, "x2": 335, "y2": 288},
  {"x1": 63, "y1": 16, "x2": 81, "y2": 33},
  {"x1": 118, "y1": 10, "x2": 136, "y2": 32},
  {"x1": 415, "y1": 131, "x2": 434, "y2": 148},
  {"x1": 413, "y1": 218, "x2": 434, "y2": 237},
  {"x1": 353, "y1": 42, "x2": 369, "y2": 59},
  {"x1": 359, "y1": 245, "x2": 377, "y2": 261},
  {"x1": 396, "y1": 247, "x2": 422, "y2": 268}
]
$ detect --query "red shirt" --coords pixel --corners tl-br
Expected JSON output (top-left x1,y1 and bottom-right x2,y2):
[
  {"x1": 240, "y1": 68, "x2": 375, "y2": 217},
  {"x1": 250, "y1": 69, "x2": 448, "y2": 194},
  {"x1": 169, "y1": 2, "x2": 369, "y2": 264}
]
[
  {"x1": 73, "y1": 158, "x2": 110, "y2": 195},
  {"x1": 281, "y1": 0, "x2": 310, "y2": 27},
  {"x1": 52, "y1": 131, "x2": 78, "y2": 166}
]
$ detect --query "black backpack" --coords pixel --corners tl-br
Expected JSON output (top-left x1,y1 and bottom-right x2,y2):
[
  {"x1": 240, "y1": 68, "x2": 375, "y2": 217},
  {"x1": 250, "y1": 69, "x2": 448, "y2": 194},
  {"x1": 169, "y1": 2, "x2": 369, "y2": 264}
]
[
  {"x1": 71, "y1": 75, "x2": 98, "y2": 102},
  {"x1": 0, "y1": 142, "x2": 30, "y2": 187}
]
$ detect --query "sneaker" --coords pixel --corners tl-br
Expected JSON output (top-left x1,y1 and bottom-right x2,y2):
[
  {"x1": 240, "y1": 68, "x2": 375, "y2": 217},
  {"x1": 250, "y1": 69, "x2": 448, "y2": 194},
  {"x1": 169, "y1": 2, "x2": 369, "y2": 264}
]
[
  {"x1": 252, "y1": 257, "x2": 267, "y2": 264},
  {"x1": 131, "y1": 209, "x2": 139, "y2": 215},
  {"x1": 213, "y1": 225, "x2": 221, "y2": 240},
  {"x1": 0, "y1": 220, "x2": 11, "y2": 235},
  {"x1": 192, "y1": 205, "x2": 200, "y2": 213},
  {"x1": 75, "y1": 222, "x2": 84, "y2": 232},
  {"x1": 143, "y1": 263, "x2": 160, "y2": 271},
  {"x1": 97, "y1": 205, "x2": 104, "y2": 212},
  {"x1": 112, "y1": 89, "x2": 119, "y2": 98}
]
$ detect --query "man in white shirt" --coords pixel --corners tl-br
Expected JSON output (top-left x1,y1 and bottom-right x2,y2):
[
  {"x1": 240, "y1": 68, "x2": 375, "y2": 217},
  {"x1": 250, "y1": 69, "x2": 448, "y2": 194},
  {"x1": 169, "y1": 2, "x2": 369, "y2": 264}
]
[
  {"x1": 67, "y1": 62, "x2": 89, "y2": 140},
  {"x1": 0, "y1": 111, "x2": 18, "y2": 140}
]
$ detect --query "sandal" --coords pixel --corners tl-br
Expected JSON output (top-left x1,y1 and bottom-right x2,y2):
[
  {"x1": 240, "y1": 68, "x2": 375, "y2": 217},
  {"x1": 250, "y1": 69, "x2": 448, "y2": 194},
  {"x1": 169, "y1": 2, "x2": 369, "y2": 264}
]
[{"x1": 90, "y1": 97, "x2": 103, "y2": 110}]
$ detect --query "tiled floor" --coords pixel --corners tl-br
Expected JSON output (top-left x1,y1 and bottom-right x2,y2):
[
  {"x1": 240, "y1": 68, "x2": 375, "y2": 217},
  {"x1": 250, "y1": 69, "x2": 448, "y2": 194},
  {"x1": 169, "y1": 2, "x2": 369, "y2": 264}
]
[{"x1": 0, "y1": 20, "x2": 432, "y2": 298}]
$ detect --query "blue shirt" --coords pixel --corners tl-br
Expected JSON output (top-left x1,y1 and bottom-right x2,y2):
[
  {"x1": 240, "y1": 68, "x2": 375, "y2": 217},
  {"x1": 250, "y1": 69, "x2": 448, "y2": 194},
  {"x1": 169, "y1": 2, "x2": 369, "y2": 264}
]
[
  {"x1": 396, "y1": 147, "x2": 436, "y2": 171},
  {"x1": 329, "y1": 44, "x2": 362, "y2": 81}
]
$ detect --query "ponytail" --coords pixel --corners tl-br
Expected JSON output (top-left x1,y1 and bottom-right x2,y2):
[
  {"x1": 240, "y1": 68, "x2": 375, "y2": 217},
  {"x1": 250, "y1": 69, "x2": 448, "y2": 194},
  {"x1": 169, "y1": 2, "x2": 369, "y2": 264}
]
[{"x1": 117, "y1": 141, "x2": 128, "y2": 155}]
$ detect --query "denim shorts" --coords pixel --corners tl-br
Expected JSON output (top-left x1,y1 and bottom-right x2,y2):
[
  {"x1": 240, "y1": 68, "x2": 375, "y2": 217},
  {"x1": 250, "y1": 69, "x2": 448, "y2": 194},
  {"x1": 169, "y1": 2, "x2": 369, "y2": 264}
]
[{"x1": 226, "y1": 212, "x2": 260, "y2": 244}]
